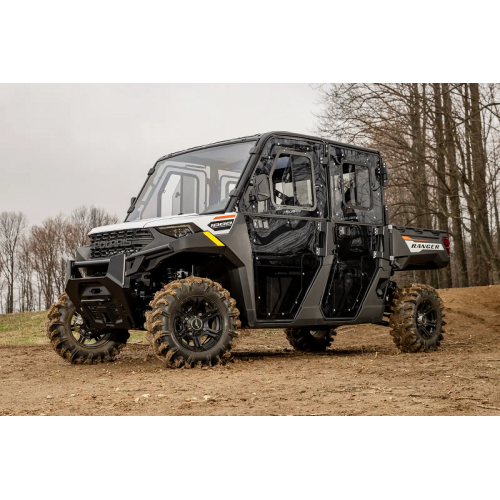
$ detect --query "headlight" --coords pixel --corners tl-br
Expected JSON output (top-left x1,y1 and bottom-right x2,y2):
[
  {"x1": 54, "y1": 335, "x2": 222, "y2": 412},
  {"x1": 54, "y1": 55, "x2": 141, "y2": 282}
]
[{"x1": 155, "y1": 223, "x2": 201, "y2": 239}]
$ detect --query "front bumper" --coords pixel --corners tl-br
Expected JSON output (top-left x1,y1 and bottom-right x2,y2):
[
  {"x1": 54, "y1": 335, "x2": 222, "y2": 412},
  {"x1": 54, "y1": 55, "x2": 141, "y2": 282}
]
[
  {"x1": 65, "y1": 254, "x2": 137, "y2": 330},
  {"x1": 65, "y1": 230, "x2": 230, "y2": 331}
]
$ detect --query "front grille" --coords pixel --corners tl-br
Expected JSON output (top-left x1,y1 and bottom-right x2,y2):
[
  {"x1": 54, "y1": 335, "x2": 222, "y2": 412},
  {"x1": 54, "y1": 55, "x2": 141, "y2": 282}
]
[{"x1": 89, "y1": 228, "x2": 154, "y2": 259}]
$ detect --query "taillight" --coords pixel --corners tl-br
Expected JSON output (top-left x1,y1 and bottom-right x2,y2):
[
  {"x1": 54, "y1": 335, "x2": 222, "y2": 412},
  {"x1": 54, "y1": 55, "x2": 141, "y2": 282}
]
[{"x1": 442, "y1": 237, "x2": 450, "y2": 255}]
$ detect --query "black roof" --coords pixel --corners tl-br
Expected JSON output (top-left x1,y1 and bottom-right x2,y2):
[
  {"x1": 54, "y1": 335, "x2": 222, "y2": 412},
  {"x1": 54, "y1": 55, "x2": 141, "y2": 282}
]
[{"x1": 158, "y1": 131, "x2": 379, "y2": 162}]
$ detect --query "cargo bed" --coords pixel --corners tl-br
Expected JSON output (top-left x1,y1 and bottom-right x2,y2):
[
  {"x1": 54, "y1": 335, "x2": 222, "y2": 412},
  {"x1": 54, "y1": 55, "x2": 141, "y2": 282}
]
[{"x1": 389, "y1": 225, "x2": 450, "y2": 271}]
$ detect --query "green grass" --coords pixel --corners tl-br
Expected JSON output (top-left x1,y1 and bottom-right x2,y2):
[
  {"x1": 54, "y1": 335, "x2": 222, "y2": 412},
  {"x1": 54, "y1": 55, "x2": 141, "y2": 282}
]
[
  {"x1": 0, "y1": 310, "x2": 145, "y2": 346},
  {"x1": 0, "y1": 311, "x2": 49, "y2": 345}
]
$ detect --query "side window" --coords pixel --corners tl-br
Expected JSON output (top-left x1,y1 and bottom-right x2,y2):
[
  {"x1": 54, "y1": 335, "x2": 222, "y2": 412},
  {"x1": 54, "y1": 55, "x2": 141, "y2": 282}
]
[
  {"x1": 342, "y1": 163, "x2": 371, "y2": 210},
  {"x1": 271, "y1": 153, "x2": 315, "y2": 209}
]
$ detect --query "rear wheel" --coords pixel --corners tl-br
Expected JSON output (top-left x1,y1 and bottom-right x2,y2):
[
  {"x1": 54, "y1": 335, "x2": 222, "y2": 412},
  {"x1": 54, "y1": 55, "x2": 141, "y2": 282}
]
[
  {"x1": 145, "y1": 276, "x2": 240, "y2": 368},
  {"x1": 285, "y1": 327, "x2": 337, "y2": 352},
  {"x1": 389, "y1": 284, "x2": 445, "y2": 352},
  {"x1": 46, "y1": 293, "x2": 129, "y2": 364}
]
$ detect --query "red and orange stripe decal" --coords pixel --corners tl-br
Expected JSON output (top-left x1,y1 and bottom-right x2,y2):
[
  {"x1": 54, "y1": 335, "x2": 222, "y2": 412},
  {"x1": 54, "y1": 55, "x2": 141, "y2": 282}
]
[
  {"x1": 212, "y1": 214, "x2": 236, "y2": 220},
  {"x1": 402, "y1": 236, "x2": 429, "y2": 242}
]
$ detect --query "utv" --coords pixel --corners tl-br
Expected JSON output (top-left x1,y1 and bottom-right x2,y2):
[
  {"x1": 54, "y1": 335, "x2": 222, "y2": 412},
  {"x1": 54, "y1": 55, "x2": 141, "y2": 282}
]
[{"x1": 47, "y1": 131, "x2": 450, "y2": 367}]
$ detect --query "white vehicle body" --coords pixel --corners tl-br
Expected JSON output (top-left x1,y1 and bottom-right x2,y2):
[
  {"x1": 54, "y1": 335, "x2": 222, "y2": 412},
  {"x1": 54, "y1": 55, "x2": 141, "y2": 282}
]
[{"x1": 89, "y1": 212, "x2": 237, "y2": 237}]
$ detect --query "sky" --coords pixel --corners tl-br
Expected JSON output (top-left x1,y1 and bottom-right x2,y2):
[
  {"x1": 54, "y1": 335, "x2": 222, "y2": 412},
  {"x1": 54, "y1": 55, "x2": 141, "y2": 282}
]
[{"x1": 0, "y1": 84, "x2": 322, "y2": 225}]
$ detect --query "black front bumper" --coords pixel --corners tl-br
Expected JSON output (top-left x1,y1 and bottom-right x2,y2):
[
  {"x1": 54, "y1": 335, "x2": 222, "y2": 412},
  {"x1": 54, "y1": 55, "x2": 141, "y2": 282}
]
[
  {"x1": 65, "y1": 229, "x2": 228, "y2": 331},
  {"x1": 65, "y1": 254, "x2": 138, "y2": 330}
]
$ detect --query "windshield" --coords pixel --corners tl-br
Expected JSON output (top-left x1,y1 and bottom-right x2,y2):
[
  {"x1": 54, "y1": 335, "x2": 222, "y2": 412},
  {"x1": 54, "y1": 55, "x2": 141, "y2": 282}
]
[{"x1": 127, "y1": 141, "x2": 256, "y2": 221}]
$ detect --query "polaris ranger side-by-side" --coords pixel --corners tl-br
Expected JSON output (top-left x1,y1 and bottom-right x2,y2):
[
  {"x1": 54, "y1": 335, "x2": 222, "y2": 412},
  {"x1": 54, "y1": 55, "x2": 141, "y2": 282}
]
[{"x1": 47, "y1": 132, "x2": 450, "y2": 367}]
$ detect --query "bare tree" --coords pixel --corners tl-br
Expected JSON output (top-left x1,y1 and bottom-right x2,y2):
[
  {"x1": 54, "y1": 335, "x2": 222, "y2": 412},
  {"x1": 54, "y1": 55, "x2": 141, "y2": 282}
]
[
  {"x1": 314, "y1": 83, "x2": 500, "y2": 288},
  {"x1": 0, "y1": 212, "x2": 27, "y2": 313},
  {"x1": 469, "y1": 83, "x2": 500, "y2": 282},
  {"x1": 431, "y1": 83, "x2": 452, "y2": 288},
  {"x1": 441, "y1": 83, "x2": 469, "y2": 287},
  {"x1": 29, "y1": 215, "x2": 66, "y2": 309},
  {"x1": 17, "y1": 235, "x2": 36, "y2": 312},
  {"x1": 65, "y1": 206, "x2": 118, "y2": 258},
  {"x1": 24, "y1": 207, "x2": 118, "y2": 310}
]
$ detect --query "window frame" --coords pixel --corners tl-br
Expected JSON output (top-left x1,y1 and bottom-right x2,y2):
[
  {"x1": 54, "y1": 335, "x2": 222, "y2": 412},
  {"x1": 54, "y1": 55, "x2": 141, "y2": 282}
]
[
  {"x1": 269, "y1": 149, "x2": 317, "y2": 212},
  {"x1": 339, "y1": 159, "x2": 373, "y2": 211}
]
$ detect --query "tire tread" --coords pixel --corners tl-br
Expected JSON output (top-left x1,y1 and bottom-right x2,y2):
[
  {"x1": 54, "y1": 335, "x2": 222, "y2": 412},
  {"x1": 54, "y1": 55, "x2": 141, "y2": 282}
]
[
  {"x1": 46, "y1": 293, "x2": 129, "y2": 364},
  {"x1": 144, "y1": 276, "x2": 240, "y2": 368},
  {"x1": 389, "y1": 283, "x2": 445, "y2": 353}
]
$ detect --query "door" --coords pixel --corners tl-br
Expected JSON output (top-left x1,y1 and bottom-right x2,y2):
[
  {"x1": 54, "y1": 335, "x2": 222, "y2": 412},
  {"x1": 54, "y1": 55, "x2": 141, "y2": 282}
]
[
  {"x1": 321, "y1": 147, "x2": 384, "y2": 319},
  {"x1": 239, "y1": 135, "x2": 328, "y2": 321}
]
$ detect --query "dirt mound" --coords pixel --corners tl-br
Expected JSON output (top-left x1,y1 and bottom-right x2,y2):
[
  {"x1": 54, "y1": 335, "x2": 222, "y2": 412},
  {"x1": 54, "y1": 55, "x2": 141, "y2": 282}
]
[
  {"x1": 0, "y1": 285, "x2": 499, "y2": 416},
  {"x1": 441, "y1": 285, "x2": 500, "y2": 329}
]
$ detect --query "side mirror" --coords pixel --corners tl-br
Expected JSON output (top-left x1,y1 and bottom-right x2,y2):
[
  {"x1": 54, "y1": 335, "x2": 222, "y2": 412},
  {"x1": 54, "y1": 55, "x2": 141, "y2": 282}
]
[
  {"x1": 127, "y1": 197, "x2": 137, "y2": 214},
  {"x1": 254, "y1": 174, "x2": 271, "y2": 201}
]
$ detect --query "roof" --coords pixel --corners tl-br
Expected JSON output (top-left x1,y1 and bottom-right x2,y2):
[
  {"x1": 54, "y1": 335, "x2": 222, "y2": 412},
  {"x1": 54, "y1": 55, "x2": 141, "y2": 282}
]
[
  {"x1": 157, "y1": 131, "x2": 380, "y2": 162},
  {"x1": 157, "y1": 133, "x2": 261, "y2": 161}
]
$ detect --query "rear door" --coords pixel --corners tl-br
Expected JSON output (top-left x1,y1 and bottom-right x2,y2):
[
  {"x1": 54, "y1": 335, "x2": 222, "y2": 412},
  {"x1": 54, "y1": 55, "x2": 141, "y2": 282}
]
[{"x1": 321, "y1": 146, "x2": 385, "y2": 319}]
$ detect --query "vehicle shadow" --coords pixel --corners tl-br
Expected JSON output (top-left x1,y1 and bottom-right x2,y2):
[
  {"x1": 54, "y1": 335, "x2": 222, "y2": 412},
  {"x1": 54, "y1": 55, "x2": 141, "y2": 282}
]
[{"x1": 232, "y1": 347, "x2": 392, "y2": 359}]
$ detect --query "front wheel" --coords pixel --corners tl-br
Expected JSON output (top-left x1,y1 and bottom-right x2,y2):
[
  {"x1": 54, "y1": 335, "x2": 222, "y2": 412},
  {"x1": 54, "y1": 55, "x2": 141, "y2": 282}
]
[
  {"x1": 389, "y1": 284, "x2": 445, "y2": 352},
  {"x1": 145, "y1": 277, "x2": 240, "y2": 368},
  {"x1": 46, "y1": 293, "x2": 129, "y2": 364}
]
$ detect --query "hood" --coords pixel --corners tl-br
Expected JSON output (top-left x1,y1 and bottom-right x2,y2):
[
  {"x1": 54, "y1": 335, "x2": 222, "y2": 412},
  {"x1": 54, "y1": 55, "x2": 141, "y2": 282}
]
[
  {"x1": 88, "y1": 213, "x2": 237, "y2": 236},
  {"x1": 88, "y1": 213, "x2": 199, "y2": 235}
]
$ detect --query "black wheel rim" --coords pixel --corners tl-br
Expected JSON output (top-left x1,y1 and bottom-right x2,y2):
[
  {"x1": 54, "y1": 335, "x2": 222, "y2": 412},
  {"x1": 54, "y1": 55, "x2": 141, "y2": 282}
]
[
  {"x1": 69, "y1": 311, "x2": 108, "y2": 346},
  {"x1": 310, "y1": 329, "x2": 327, "y2": 340},
  {"x1": 416, "y1": 299, "x2": 438, "y2": 339},
  {"x1": 173, "y1": 296, "x2": 223, "y2": 352}
]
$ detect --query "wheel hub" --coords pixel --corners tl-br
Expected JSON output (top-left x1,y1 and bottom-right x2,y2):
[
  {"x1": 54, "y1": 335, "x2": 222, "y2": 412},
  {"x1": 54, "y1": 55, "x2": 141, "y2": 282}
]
[
  {"x1": 188, "y1": 316, "x2": 203, "y2": 332},
  {"x1": 70, "y1": 312, "x2": 107, "y2": 345},
  {"x1": 174, "y1": 296, "x2": 223, "y2": 352},
  {"x1": 415, "y1": 299, "x2": 438, "y2": 339}
]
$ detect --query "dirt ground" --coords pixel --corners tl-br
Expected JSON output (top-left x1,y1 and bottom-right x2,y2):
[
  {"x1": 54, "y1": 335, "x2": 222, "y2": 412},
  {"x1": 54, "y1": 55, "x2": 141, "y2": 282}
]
[{"x1": 1, "y1": 285, "x2": 499, "y2": 416}]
